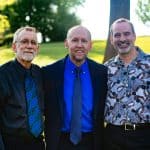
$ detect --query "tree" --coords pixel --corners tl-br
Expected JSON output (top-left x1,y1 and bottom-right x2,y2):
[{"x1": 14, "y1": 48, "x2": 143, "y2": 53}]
[
  {"x1": 103, "y1": 0, "x2": 130, "y2": 63},
  {"x1": 46, "y1": 0, "x2": 82, "y2": 41},
  {"x1": 48, "y1": 9, "x2": 81, "y2": 41},
  {"x1": 136, "y1": 0, "x2": 150, "y2": 25},
  {"x1": 0, "y1": 15, "x2": 11, "y2": 45},
  {"x1": 2, "y1": 0, "x2": 85, "y2": 42},
  {"x1": 0, "y1": 0, "x2": 15, "y2": 45}
]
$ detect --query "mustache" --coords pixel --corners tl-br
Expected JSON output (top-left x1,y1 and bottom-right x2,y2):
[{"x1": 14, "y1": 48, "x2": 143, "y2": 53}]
[
  {"x1": 118, "y1": 41, "x2": 130, "y2": 45},
  {"x1": 24, "y1": 49, "x2": 35, "y2": 53},
  {"x1": 119, "y1": 41, "x2": 128, "y2": 44}
]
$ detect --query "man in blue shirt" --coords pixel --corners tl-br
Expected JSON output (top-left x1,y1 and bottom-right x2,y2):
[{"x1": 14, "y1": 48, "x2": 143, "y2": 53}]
[{"x1": 42, "y1": 25, "x2": 108, "y2": 150}]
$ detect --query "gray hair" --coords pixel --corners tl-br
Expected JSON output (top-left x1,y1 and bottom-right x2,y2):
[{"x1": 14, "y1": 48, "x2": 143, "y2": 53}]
[
  {"x1": 110, "y1": 18, "x2": 135, "y2": 35},
  {"x1": 13, "y1": 26, "x2": 37, "y2": 43}
]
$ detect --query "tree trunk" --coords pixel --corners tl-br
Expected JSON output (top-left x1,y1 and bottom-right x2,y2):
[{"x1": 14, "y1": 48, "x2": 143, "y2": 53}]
[{"x1": 103, "y1": 0, "x2": 130, "y2": 63}]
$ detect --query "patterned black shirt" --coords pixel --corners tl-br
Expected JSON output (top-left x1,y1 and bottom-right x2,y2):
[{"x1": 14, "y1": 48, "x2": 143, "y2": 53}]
[{"x1": 104, "y1": 47, "x2": 150, "y2": 125}]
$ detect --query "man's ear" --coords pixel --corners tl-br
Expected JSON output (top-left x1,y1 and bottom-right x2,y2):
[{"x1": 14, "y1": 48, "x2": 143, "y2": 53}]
[
  {"x1": 12, "y1": 43, "x2": 17, "y2": 53},
  {"x1": 64, "y1": 39, "x2": 68, "y2": 49},
  {"x1": 110, "y1": 34, "x2": 113, "y2": 45},
  {"x1": 36, "y1": 44, "x2": 39, "y2": 53},
  {"x1": 89, "y1": 41, "x2": 92, "y2": 50}
]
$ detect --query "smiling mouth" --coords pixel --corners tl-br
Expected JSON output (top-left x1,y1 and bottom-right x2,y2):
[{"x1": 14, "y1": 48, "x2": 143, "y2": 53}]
[
  {"x1": 76, "y1": 50, "x2": 84, "y2": 53},
  {"x1": 118, "y1": 42, "x2": 130, "y2": 48},
  {"x1": 24, "y1": 51, "x2": 34, "y2": 54}
]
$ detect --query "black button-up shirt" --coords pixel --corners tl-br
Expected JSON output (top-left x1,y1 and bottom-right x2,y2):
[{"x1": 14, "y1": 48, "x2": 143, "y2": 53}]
[{"x1": 0, "y1": 59, "x2": 44, "y2": 137}]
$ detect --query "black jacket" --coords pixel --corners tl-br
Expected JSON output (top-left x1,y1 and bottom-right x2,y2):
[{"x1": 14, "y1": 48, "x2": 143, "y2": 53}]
[
  {"x1": 42, "y1": 56, "x2": 108, "y2": 150},
  {"x1": 0, "y1": 59, "x2": 44, "y2": 137}
]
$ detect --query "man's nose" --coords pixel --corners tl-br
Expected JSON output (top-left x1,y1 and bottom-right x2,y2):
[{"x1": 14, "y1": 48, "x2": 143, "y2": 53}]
[
  {"x1": 120, "y1": 35, "x2": 126, "y2": 41},
  {"x1": 77, "y1": 40, "x2": 83, "y2": 47}
]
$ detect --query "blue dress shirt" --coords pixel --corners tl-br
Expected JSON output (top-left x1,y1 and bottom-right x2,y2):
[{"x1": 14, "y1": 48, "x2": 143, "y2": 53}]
[{"x1": 62, "y1": 57, "x2": 93, "y2": 132}]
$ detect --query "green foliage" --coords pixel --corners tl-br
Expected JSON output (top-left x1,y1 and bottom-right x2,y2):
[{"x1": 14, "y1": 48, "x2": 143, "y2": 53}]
[
  {"x1": 0, "y1": 15, "x2": 9, "y2": 44},
  {"x1": 0, "y1": 36, "x2": 149, "y2": 66},
  {"x1": 136, "y1": 0, "x2": 150, "y2": 25},
  {"x1": 1, "y1": 0, "x2": 85, "y2": 42},
  {"x1": 0, "y1": 0, "x2": 15, "y2": 9},
  {"x1": 49, "y1": 11, "x2": 81, "y2": 41},
  {"x1": 0, "y1": 15, "x2": 10, "y2": 33}
]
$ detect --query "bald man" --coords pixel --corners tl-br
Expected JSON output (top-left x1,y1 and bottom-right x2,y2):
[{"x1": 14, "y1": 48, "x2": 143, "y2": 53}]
[{"x1": 42, "y1": 25, "x2": 108, "y2": 150}]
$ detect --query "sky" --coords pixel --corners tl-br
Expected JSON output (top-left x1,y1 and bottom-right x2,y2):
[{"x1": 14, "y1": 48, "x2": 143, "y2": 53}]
[{"x1": 76, "y1": 0, "x2": 150, "y2": 40}]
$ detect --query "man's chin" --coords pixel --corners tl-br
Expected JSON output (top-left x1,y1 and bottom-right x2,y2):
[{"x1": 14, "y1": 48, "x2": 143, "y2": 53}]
[
  {"x1": 118, "y1": 47, "x2": 130, "y2": 54},
  {"x1": 75, "y1": 57, "x2": 85, "y2": 62},
  {"x1": 23, "y1": 56, "x2": 34, "y2": 62}
]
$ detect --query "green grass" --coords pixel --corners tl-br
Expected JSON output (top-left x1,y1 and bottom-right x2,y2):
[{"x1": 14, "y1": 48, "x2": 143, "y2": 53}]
[{"x1": 0, "y1": 36, "x2": 149, "y2": 66}]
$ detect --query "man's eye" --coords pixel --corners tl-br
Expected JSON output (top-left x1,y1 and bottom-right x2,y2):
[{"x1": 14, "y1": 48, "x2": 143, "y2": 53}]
[
  {"x1": 31, "y1": 41, "x2": 37, "y2": 45},
  {"x1": 21, "y1": 40, "x2": 28, "y2": 44},
  {"x1": 72, "y1": 39, "x2": 78, "y2": 42},
  {"x1": 18, "y1": 40, "x2": 37, "y2": 45},
  {"x1": 81, "y1": 39, "x2": 88, "y2": 43},
  {"x1": 114, "y1": 34, "x2": 120, "y2": 38},
  {"x1": 124, "y1": 32, "x2": 130, "y2": 36}
]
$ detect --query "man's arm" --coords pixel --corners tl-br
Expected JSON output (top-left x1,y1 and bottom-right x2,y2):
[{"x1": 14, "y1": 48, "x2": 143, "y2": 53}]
[{"x1": 0, "y1": 132, "x2": 4, "y2": 150}]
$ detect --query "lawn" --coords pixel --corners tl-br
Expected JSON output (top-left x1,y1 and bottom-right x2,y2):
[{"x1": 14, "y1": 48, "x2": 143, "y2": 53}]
[{"x1": 0, "y1": 36, "x2": 149, "y2": 66}]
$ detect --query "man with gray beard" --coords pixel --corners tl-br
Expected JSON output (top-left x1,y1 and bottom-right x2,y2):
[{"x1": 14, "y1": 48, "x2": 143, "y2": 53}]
[{"x1": 0, "y1": 27, "x2": 45, "y2": 150}]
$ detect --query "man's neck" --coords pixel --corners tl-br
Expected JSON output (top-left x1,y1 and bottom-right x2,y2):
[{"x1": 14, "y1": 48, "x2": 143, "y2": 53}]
[
  {"x1": 16, "y1": 58, "x2": 32, "y2": 69},
  {"x1": 119, "y1": 47, "x2": 138, "y2": 66}
]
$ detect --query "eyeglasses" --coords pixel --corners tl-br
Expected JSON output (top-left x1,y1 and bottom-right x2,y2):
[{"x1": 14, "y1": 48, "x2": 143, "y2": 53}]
[{"x1": 16, "y1": 39, "x2": 38, "y2": 46}]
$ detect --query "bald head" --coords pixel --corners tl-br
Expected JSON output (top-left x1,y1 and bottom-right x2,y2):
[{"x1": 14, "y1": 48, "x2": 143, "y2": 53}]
[
  {"x1": 65, "y1": 25, "x2": 92, "y2": 66},
  {"x1": 66, "y1": 25, "x2": 91, "y2": 41}
]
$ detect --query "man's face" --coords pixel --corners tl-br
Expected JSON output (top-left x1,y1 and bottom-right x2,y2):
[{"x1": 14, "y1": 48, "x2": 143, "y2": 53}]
[
  {"x1": 65, "y1": 27, "x2": 92, "y2": 66},
  {"x1": 110, "y1": 22, "x2": 136, "y2": 55},
  {"x1": 12, "y1": 30, "x2": 39, "y2": 63}
]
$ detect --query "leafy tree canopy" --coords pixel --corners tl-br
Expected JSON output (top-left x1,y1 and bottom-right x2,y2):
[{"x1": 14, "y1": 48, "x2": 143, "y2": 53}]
[
  {"x1": 0, "y1": 15, "x2": 10, "y2": 33},
  {"x1": 0, "y1": 0, "x2": 15, "y2": 9},
  {"x1": 136, "y1": 0, "x2": 150, "y2": 25},
  {"x1": 1, "y1": 0, "x2": 85, "y2": 42}
]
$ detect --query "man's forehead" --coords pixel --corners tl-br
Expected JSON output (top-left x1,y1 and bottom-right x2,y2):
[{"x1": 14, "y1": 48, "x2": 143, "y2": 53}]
[
  {"x1": 113, "y1": 22, "x2": 132, "y2": 31},
  {"x1": 18, "y1": 30, "x2": 36, "y2": 38}
]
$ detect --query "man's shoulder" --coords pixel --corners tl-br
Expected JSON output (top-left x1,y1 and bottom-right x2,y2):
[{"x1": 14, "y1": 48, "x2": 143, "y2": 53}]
[
  {"x1": 143, "y1": 53, "x2": 150, "y2": 60},
  {"x1": 0, "y1": 60, "x2": 14, "y2": 73},
  {"x1": 0, "y1": 61, "x2": 14, "y2": 83},
  {"x1": 137, "y1": 47, "x2": 149, "y2": 60},
  {"x1": 139, "y1": 53, "x2": 150, "y2": 68}
]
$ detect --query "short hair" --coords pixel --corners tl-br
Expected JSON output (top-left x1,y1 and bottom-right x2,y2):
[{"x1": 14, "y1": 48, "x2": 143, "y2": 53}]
[
  {"x1": 110, "y1": 18, "x2": 135, "y2": 35},
  {"x1": 13, "y1": 26, "x2": 37, "y2": 43},
  {"x1": 66, "y1": 25, "x2": 91, "y2": 40}
]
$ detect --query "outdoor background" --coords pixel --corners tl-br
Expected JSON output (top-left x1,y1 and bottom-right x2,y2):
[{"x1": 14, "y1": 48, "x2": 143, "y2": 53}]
[{"x1": 0, "y1": 0, "x2": 149, "y2": 65}]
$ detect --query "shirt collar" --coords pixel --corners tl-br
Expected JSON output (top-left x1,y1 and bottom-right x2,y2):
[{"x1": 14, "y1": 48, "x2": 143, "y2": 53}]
[
  {"x1": 113, "y1": 46, "x2": 147, "y2": 66},
  {"x1": 14, "y1": 59, "x2": 34, "y2": 77},
  {"x1": 66, "y1": 56, "x2": 88, "y2": 73}
]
